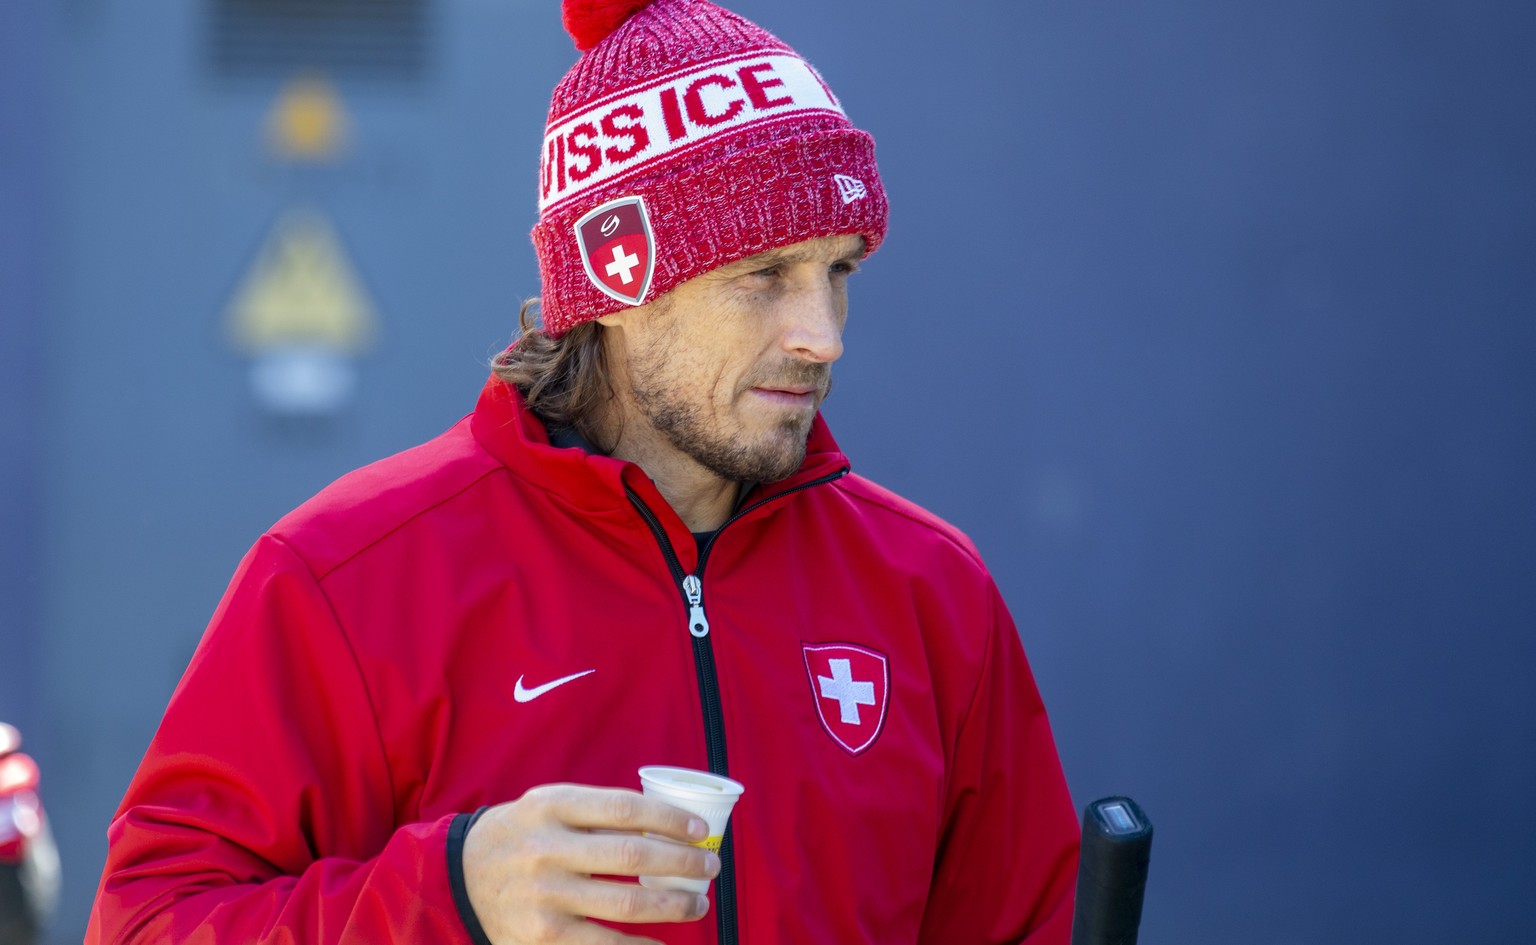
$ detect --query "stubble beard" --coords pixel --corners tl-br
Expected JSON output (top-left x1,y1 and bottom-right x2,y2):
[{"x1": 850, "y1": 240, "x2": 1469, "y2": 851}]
[{"x1": 630, "y1": 366, "x2": 829, "y2": 484}]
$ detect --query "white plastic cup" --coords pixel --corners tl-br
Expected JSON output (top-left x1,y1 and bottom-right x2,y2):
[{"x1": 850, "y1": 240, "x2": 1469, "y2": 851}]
[{"x1": 637, "y1": 766, "x2": 745, "y2": 894}]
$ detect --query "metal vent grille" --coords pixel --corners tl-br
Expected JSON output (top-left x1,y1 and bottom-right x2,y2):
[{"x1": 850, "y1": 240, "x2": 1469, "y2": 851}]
[{"x1": 209, "y1": 0, "x2": 431, "y2": 78}]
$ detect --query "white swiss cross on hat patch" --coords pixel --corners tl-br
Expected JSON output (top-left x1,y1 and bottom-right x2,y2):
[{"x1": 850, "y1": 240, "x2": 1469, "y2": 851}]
[
  {"x1": 575, "y1": 195, "x2": 655, "y2": 306},
  {"x1": 802, "y1": 642, "x2": 889, "y2": 756}
]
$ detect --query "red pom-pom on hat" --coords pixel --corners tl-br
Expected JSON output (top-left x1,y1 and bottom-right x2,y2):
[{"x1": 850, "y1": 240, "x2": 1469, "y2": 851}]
[{"x1": 563, "y1": 0, "x2": 655, "y2": 51}]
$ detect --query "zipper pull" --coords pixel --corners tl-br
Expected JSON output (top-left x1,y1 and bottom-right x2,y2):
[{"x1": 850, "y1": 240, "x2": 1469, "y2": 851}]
[{"x1": 683, "y1": 574, "x2": 710, "y2": 638}]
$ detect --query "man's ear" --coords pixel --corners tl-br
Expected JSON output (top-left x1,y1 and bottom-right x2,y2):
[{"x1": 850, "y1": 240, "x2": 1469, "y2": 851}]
[
  {"x1": 597, "y1": 289, "x2": 669, "y2": 329},
  {"x1": 595, "y1": 308, "x2": 634, "y2": 329}
]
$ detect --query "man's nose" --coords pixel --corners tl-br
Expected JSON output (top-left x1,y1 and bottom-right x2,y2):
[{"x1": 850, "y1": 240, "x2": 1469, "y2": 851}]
[{"x1": 780, "y1": 280, "x2": 845, "y2": 364}]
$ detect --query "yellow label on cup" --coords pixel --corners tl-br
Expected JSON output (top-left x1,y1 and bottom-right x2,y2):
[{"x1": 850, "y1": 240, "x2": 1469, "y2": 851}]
[{"x1": 693, "y1": 835, "x2": 724, "y2": 853}]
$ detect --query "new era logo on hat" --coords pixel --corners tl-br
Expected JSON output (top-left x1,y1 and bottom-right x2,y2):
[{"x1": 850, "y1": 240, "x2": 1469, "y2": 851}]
[{"x1": 834, "y1": 174, "x2": 867, "y2": 204}]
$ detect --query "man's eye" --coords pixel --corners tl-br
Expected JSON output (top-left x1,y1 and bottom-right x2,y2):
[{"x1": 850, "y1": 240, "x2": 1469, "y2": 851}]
[
  {"x1": 830, "y1": 261, "x2": 860, "y2": 276},
  {"x1": 740, "y1": 265, "x2": 782, "y2": 284}
]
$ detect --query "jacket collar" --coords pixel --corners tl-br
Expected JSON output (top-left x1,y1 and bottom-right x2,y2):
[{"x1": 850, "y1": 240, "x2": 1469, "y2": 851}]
[{"x1": 469, "y1": 375, "x2": 850, "y2": 523}]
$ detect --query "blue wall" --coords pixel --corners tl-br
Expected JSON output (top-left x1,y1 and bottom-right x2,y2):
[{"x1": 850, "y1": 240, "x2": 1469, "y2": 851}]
[
  {"x1": 0, "y1": 0, "x2": 47, "y2": 738},
  {"x1": 4, "y1": 1, "x2": 1534, "y2": 942}
]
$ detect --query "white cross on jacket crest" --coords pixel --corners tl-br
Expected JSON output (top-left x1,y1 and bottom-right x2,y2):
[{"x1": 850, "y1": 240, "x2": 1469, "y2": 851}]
[{"x1": 818, "y1": 658, "x2": 876, "y2": 723}]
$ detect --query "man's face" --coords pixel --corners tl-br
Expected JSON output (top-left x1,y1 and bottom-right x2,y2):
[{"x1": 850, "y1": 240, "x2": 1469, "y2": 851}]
[{"x1": 598, "y1": 234, "x2": 864, "y2": 484}]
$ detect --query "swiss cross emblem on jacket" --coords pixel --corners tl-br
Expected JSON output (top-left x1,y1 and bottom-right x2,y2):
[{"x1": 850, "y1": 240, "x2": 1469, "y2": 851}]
[{"x1": 802, "y1": 642, "x2": 890, "y2": 755}]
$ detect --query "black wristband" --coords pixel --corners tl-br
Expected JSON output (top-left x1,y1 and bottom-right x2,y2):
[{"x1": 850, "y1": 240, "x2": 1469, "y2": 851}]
[{"x1": 447, "y1": 807, "x2": 494, "y2": 945}]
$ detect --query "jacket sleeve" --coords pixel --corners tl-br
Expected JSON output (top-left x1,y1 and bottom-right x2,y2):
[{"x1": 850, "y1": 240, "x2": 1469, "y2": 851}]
[
  {"x1": 86, "y1": 534, "x2": 471, "y2": 945},
  {"x1": 917, "y1": 583, "x2": 1080, "y2": 945}
]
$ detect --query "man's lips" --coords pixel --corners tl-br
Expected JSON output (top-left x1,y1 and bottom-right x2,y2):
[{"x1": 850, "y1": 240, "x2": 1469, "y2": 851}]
[
  {"x1": 750, "y1": 384, "x2": 821, "y2": 407},
  {"x1": 755, "y1": 384, "x2": 817, "y2": 396},
  {"x1": 746, "y1": 363, "x2": 831, "y2": 406}
]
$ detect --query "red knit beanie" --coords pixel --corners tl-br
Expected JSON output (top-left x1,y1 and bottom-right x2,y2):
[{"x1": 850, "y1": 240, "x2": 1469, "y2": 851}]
[{"x1": 534, "y1": 0, "x2": 889, "y2": 336}]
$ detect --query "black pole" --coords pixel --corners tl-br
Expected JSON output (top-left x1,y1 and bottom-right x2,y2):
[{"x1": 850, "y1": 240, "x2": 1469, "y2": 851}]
[{"x1": 1071, "y1": 796, "x2": 1153, "y2": 945}]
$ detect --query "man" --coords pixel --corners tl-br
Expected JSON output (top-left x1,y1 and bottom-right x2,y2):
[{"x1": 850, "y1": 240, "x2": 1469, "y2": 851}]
[{"x1": 88, "y1": 1, "x2": 1079, "y2": 942}]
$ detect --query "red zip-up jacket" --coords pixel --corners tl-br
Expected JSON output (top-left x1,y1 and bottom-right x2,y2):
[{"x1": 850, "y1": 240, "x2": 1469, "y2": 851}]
[{"x1": 88, "y1": 377, "x2": 1079, "y2": 944}]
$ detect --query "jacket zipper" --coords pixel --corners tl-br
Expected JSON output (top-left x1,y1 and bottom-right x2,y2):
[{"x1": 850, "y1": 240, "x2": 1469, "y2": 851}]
[{"x1": 625, "y1": 466, "x2": 848, "y2": 945}]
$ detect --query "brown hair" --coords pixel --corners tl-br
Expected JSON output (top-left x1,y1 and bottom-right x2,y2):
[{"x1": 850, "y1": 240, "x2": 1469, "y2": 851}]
[{"x1": 491, "y1": 299, "x2": 615, "y2": 451}]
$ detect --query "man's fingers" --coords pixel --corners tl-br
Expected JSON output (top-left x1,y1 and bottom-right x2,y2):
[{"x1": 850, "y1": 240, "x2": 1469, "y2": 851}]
[
  {"x1": 466, "y1": 786, "x2": 717, "y2": 945},
  {"x1": 553, "y1": 878, "x2": 710, "y2": 927},
  {"x1": 530, "y1": 784, "x2": 707, "y2": 843},
  {"x1": 562, "y1": 830, "x2": 721, "y2": 881}
]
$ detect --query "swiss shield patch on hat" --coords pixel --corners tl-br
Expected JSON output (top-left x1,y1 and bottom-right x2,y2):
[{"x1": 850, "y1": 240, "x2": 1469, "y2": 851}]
[
  {"x1": 803, "y1": 642, "x2": 889, "y2": 756},
  {"x1": 575, "y1": 196, "x2": 655, "y2": 306}
]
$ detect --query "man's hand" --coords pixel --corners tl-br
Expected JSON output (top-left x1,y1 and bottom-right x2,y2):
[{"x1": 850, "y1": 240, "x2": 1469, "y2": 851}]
[{"x1": 463, "y1": 784, "x2": 721, "y2": 944}]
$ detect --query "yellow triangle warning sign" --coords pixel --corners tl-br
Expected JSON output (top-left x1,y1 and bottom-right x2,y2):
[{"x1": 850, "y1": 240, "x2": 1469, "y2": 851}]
[{"x1": 227, "y1": 209, "x2": 377, "y2": 353}]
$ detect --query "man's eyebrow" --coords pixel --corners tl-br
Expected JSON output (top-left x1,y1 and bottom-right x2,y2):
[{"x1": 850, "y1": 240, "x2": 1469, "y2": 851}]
[
  {"x1": 726, "y1": 247, "x2": 798, "y2": 271},
  {"x1": 723, "y1": 238, "x2": 867, "y2": 273}
]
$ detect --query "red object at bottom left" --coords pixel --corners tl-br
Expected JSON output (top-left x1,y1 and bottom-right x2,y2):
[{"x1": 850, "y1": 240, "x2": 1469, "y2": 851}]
[{"x1": 0, "y1": 723, "x2": 59, "y2": 945}]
